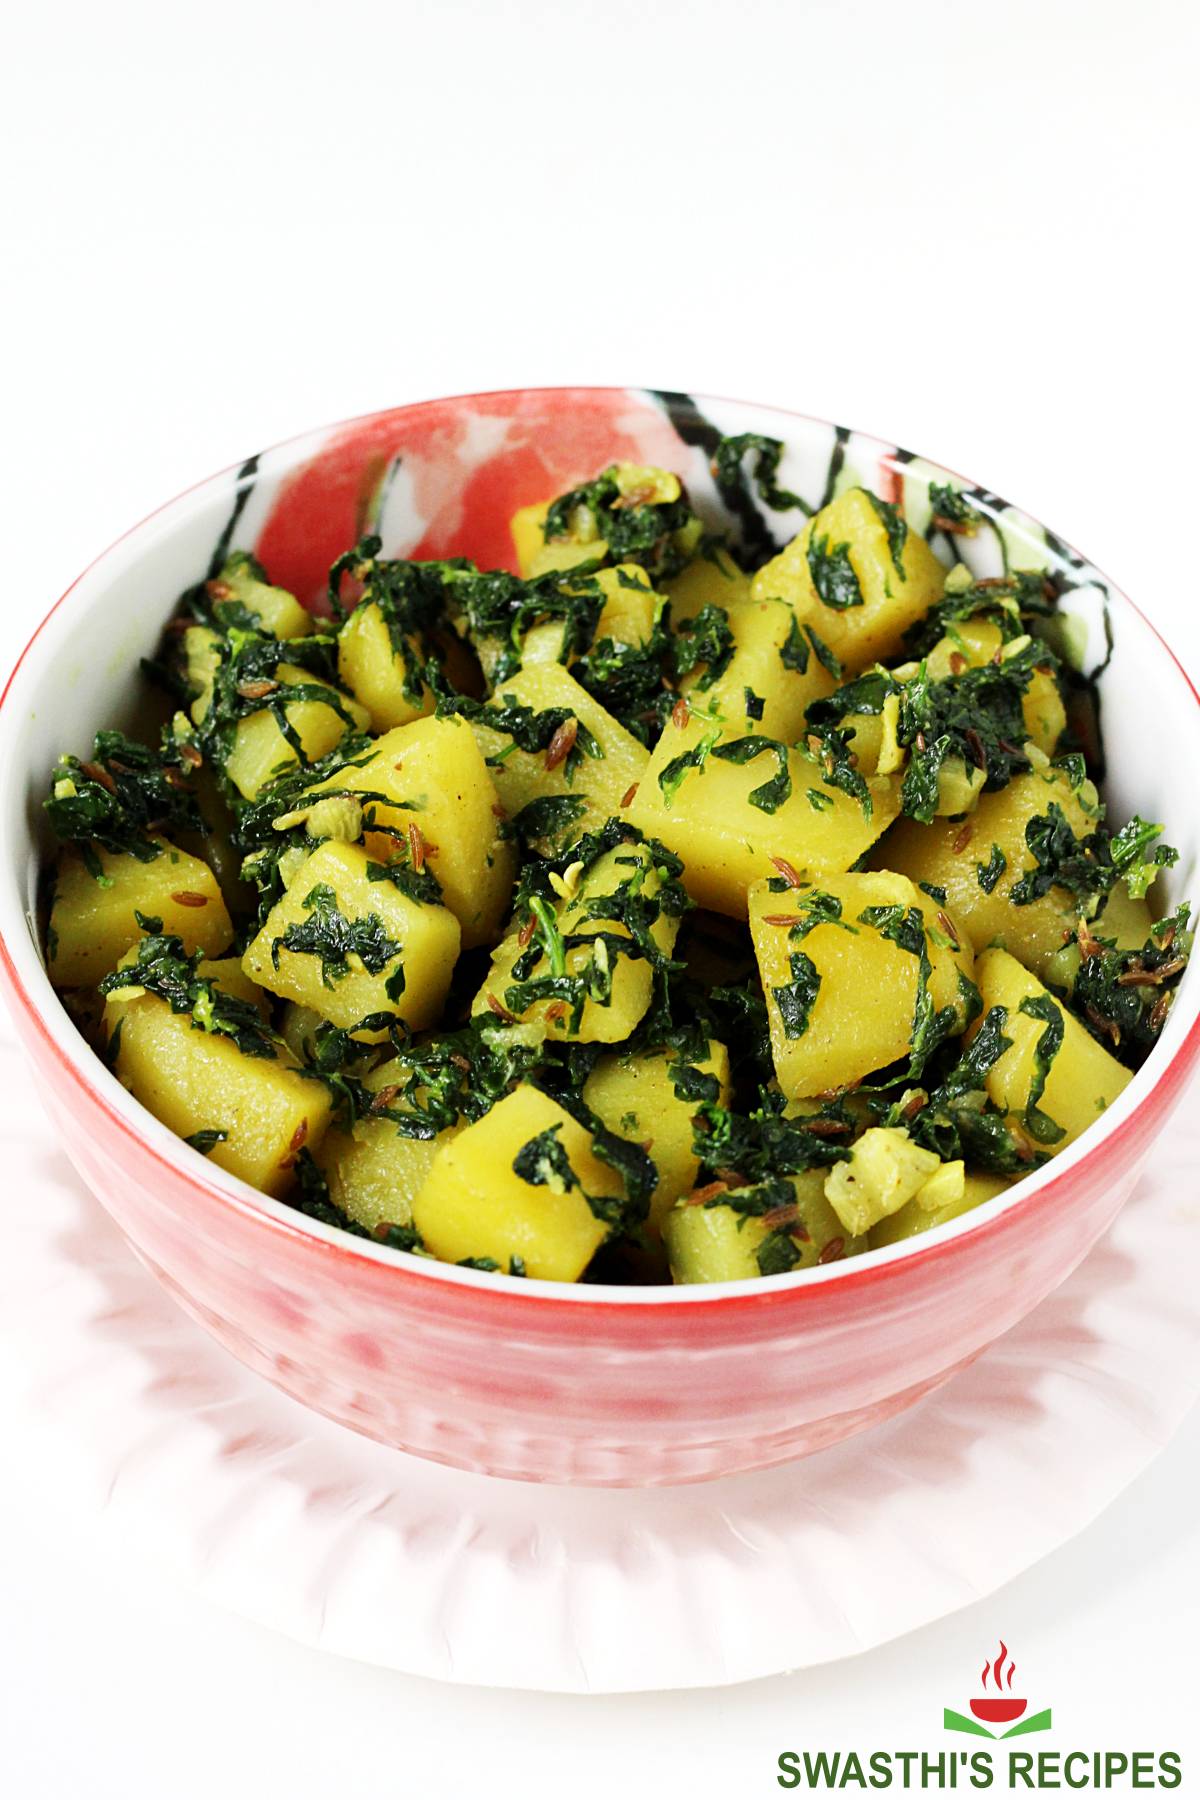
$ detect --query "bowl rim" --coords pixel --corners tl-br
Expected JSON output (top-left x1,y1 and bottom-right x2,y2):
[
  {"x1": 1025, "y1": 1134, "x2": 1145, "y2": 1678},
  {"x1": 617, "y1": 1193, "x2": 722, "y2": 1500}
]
[{"x1": 2, "y1": 383, "x2": 1199, "y2": 1310}]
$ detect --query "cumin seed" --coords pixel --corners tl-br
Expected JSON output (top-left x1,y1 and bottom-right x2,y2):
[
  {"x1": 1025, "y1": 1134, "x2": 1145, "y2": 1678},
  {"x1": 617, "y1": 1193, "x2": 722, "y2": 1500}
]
[
  {"x1": 1085, "y1": 1003, "x2": 1121, "y2": 1046},
  {"x1": 1149, "y1": 991, "x2": 1174, "y2": 1032},
  {"x1": 685, "y1": 1179, "x2": 730, "y2": 1206},
  {"x1": 769, "y1": 856, "x2": 804, "y2": 888},
  {"x1": 278, "y1": 1117, "x2": 309, "y2": 1170},
  {"x1": 936, "y1": 909, "x2": 959, "y2": 947},
  {"x1": 817, "y1": 1237, "x2": 846, "y2": 1264},
  {"x1": 671, "y1": 696, "x2": 690, "y2": 729},
  {"x1": 80, "y1": 760, "x2": 117, "y2": 794},
  {"x1": 170, "y1": 891, "x2": 209, "y2": 907},
  {"x1": 620, "y1": 782, "x2": 639, "y2": 808},
  {"x1": 544, "y1": 716, "x2": 578, "y2": 771}
]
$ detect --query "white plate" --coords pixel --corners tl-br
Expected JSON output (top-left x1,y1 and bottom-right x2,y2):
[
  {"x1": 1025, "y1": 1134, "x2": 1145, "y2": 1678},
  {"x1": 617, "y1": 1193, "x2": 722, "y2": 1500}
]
[{"x1": 0, "y1": 1016, "x2": 1195, "y2": 1694}]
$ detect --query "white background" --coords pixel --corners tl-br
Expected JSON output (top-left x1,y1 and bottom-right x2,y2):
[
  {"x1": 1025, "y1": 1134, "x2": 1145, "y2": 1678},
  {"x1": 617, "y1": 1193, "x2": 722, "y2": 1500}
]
[{"x1": 3, "y1": 1, "x2": 1198, "y2": 1792}]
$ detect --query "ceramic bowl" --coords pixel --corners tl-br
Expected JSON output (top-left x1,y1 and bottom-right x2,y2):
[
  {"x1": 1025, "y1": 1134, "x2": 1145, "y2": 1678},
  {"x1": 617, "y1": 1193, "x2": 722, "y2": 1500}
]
[{"x1": 1, "y1": 387, "x2": 1197, "y2": 1486}]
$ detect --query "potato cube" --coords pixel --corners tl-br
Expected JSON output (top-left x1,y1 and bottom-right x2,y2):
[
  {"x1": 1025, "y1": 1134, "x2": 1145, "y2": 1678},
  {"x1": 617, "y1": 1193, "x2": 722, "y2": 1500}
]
[
  {"x1": 628, "y1": 712, "x2": 899, "y2": 917},
  {"x1": 208, "y1": 555, "x2": 313, "y2": 640},
  {"x1": 680, "y1": 597, "x2": 838, "y2": 740},
  {"x1": 1040, "y1": 883, "x2": 1156, "y2": 995},
  {"x1": 521, "y1": 564, "x2": 661, "y2": 670},
  {"x1": 748, "y1": 871, "x2": 976, "y2": 1098},
  {"x1": 870, "y1": 1171, "x2": 1011, "y2": 1248},
  {"x1": 663, "y1": 1169, "x2": 864, "y2": 1283},
  {"x1": 224, "y1": 664, "x2": 372, "y2": 801},
  {"x1": 412, "y1": 1087, "x2": 618, "y2": 1280},
  {"x1": 969, "y1": 947, "x2": 1131, "y2": 1151},
  {"x1": 103, "y1": 986, "x2": 330, "y2": 1198},
  {"x1": 925, "y1": 617, "x2": 1065, "y2": 755},
  {"x1": 664, "y1": 544, "x2": 752, "y2": 622},
  {"x1": 196, "y1": 957, "x2": 270, "y2": 1013},
  {"x1": 317, "y1": 1057, "x2": 460, "y2": 1234},
  {"x1": 751, "y1": 486, "x2": 946, "y2": 672},
  {"x1": 473, "y1": 841, "x2": 680, "y2": 1043},
  {"x1": 873, "y1": 765, "x2": 1101, "y2": 979},
  {"x1": 470, "y1": 662, "x2": 647, "y2": 853},
  {"x1": 823, "y1": 1127, "x2": 945, "y2": 1237},
  {"x1": 184, "y1": 626, "x2": 222, "y2": 722},
  {"x1": 47, "y1": 840, "x2": 234, "y2": 988},
  {"x1": 337, "y1": 601, "x2": 438, "y2": 734},
  {"x1": 510, "y1": 501, "x2": 553, "y2": 577},
  {"x1": 509, "y1": 499, "x2": 609, "y2": 578},
  {"x1": 242, "y1": 840, "x2": 460, "y2": 1036},
  {"x1": 311, "y1": 716, "x2": 514, "y2": 948},
  {"x1": 583, "y1": 1039, "x2": 731, "y2": 1233}
]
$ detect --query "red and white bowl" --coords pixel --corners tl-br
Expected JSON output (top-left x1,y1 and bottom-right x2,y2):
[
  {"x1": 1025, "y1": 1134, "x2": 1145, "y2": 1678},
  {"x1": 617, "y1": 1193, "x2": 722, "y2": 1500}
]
[{"x1": 1, "y1": 388, "x2": 1196, "y2": 1486}]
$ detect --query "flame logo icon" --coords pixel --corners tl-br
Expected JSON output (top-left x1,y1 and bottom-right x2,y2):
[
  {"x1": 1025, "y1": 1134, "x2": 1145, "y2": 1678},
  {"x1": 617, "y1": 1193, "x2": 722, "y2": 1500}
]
[
  {"x1": 946, "y1": 1642, "x2": 1051, "y2": 1740},
  {"x1": 970, "y1": 1641, "x2": 1026, "y2": 1724}
]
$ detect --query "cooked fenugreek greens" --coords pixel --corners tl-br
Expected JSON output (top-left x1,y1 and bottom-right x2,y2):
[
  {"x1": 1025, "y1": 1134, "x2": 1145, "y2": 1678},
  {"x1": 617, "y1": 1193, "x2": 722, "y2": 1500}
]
[{"x1": 42, "y1": 452, "x2": 1192, "y2": 1283}]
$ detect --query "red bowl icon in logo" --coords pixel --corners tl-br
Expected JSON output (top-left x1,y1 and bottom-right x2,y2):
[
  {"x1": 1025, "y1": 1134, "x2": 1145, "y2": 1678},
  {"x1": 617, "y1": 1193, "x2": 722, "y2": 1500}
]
[{"x1": 970, "y1": 1697, "x2": 1027, "y2": 1724}]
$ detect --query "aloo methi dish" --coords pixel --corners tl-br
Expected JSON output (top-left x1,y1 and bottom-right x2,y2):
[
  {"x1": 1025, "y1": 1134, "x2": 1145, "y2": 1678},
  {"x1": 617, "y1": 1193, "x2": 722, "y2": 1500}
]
[{"x1": 41, "y1": 446, "x2": 1191, "y2": 1284}]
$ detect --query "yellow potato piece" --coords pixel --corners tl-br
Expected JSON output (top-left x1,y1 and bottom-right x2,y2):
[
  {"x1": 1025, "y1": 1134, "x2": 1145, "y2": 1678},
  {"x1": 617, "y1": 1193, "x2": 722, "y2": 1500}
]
[
  {"x1": 317, "y1": 1058, "x2": 460, "y2": 1234},
  {"x1": 311, "y1": 715, "x2": 514, "y2": 949},
  {"x1": 208, "y1": 558, "x2": 313, "y2": 639},
  {"x1": 823, "y1": 1126, "x2": 943, "y2": 1236},
  {"x1": 680, "y1": 597, "x2": 838, "y2": 740},
  {"x1": 337, "y1": 601, "x2": 438, "y2": 733},
  {"x1": 583, "y1": 1039, "x2": 731, "y2": 1233},
  {"x1": 242, "y1": 840, "x2": 460, "y2": 1037},
  {"x1": 748, "y1": 870, "x2": 976, "y2": 1099},
  {"x1": 751, "y1": 486, "x2": 947, "y2": 673},
  {"x1": 874, "y1": 765, "x2": 1101, "y2": 979},
  {"x1": 925, "y1": 617, "x2": 1065, "y2": 755},
  {"x1": 663, "y1": 1170, "x2": 864, "y2": 1283},
  {"x1": 224, "y1": 664, "x2": 372, "y2": 801},
  {"x1": 48, "y1": 840, "x2": 234, "y2": 988},
  {"x1": 664, "y1": 544, "x2": 752, "y2": 623},
  {"x1": 412, "y1": 1087, "x2": 617, "y2": 1281},
  {"x1": 870, "y1": 1171, "x2": 1011, "y2": 1248},
  {"x1": 473, "y1": 842, "x2": 680, "y2": 1043},
  {"x1": 519, "y1": 564, "x2": 660, "y2": 671},
  {"x1": 969, "y1": 947, "x2": 1132, "y2": 1152},
  {"x1": 196, "y1": 956, "x2": 270, "y2": 1013},
  {"x1": 470, "y1": 662, "x2": 647, "y2": 853},
  {"x1": 103, "y1": 986, "x2": 330, "y2": 1198},
  {"x1": 630, "y1": 712, "x2": 899, "y2": 917},
  {"x1": 510, "y1": 498, "x2": 610, "y2": 578},
  {"x1": 510, "y1": 501, "x2": 553, "y2": 577}
]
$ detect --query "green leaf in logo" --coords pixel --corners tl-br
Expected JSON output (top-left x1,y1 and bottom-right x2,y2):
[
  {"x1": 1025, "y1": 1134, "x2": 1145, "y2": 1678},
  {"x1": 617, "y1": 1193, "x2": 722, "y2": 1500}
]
[{"x1": 943, "y1": 1709, "x2": 995, "y2": 1739}]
